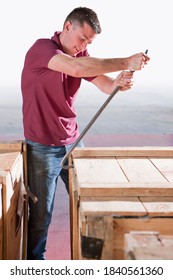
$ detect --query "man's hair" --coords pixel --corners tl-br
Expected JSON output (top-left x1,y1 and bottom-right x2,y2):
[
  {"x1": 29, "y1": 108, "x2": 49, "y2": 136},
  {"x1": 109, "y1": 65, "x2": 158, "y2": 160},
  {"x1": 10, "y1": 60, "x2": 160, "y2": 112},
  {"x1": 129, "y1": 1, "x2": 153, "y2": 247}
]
[{"x1": 64, "y1": 7, "x2": 102, "y2": 34}]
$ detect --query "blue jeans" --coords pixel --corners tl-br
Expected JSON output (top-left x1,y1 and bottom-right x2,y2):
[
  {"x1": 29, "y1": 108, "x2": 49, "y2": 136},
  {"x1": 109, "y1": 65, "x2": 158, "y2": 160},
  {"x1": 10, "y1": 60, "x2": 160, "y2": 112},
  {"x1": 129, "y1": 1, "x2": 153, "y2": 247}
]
[{"x1": 26, "y1": 139, "x2": 84, "y2": 260}]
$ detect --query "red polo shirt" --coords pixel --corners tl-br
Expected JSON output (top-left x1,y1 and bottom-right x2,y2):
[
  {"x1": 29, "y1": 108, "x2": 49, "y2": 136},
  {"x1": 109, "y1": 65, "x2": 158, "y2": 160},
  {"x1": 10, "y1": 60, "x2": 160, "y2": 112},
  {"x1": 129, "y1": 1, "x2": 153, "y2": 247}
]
[{"x1": 21, "y1": 32, "x2": 94, "y2": 146}]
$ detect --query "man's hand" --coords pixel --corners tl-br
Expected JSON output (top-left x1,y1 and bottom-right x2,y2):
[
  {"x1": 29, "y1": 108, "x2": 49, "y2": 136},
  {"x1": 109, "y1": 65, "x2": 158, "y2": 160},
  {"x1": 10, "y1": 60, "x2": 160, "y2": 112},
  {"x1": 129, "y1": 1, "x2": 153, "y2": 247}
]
[
  {"x1": 114, "y1": 71, "x2": 134, "y2": 91},
  {"x1": 127, "y1": 52, "x2": 150, "y2": 71}
]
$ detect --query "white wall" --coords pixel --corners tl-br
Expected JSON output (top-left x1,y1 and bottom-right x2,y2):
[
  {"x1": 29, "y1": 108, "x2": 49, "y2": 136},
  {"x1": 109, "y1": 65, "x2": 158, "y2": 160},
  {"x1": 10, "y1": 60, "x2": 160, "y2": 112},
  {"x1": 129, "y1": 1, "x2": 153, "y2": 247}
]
[{"x1": 1, "y1": 0, "x2": 172, "y2": 90}]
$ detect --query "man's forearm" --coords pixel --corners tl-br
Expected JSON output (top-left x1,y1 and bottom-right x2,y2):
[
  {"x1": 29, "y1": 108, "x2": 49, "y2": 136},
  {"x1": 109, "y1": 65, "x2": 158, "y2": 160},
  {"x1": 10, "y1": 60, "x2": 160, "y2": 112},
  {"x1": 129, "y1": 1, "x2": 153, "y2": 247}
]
[{"x1": 73, "y1": 56, "x2": 128, "y2": 77}]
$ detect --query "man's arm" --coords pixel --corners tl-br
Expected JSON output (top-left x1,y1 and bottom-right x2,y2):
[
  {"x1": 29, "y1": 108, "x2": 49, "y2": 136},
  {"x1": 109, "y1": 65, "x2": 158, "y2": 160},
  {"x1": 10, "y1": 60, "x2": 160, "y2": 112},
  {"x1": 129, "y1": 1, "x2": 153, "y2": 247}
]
[
  {"x1": 91, "y1": 72, "x2": 134, "y2": 94},
  {"x1": 48, "y1": 52, "x2": 149, "y2": 78}
]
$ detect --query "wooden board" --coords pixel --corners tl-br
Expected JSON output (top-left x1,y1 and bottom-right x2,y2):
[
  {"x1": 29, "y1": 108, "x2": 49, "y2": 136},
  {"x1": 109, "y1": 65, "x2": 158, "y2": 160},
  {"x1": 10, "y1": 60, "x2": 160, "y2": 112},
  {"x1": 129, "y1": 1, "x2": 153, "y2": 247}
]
[
  {"x1": 113, "y1": 218, "x2": 173, "y2": 259},
  {"x1": 149, "y1": 158, "x2": 173, "y2": 181},
  {"x1": 159, "y1": 234, "x2": 173, "y2": 246},
  {"x1": 69, "y1": 158, "x2": 80, "y2": 260},
  {"x1": 131, "y1": 247, "x2": 173, "y2": 259},
  {"x1": 81, "y1": 197, "x2": 173, "y2": 217},
  {"x1": 116, "y1": 157, "x2": 168, "y2": 182},
  {"x1": 72, "y1": 147, "x2": 173, "y2": 158},
  {"x1": 0, "y1": 152, "x2": 21, "y2": 172},
  {"x1": 125, "y1": 232, "x2": 173, "y2": 259},
  {"x1": 81, "y1": 216, "x2": 113, "y2": 260},
  {"x1": 80, "y1": 197, "x2": 147, "y2": 216},
  {"x1": 74, "y1": 158, "x2": 128, "y2": 183},
  {"x1": 78, "y1": 182, "x2": 173, "y2": 197},
  {"x1": 0, "y1": 141, "x2": 22, "y2": 153},
  {"x1": 140, "y1": 197, "x2": 173, "y2": 216}
]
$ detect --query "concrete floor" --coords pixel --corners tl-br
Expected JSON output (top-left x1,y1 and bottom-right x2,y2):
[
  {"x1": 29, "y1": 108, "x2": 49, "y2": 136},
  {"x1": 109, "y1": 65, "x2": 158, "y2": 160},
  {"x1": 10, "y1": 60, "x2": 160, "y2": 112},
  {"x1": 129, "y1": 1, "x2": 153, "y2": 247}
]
[{"x1": 45, "y1": 177, "x2": 71, "y2": 260}]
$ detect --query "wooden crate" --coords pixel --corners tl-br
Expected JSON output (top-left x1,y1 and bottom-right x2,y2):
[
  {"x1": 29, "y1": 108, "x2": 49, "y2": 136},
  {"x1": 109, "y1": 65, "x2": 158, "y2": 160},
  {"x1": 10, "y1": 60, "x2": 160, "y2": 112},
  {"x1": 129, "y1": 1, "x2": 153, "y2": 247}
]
[
  {"x1": 0, "y1": 141, "x2": 27, "y2": 260},
  {"x1": 124, "y1": 232, "x2": 173, "y2": 259},
  {"x1": 69, "y1": 147, "x2": 173, "y2": 260}
]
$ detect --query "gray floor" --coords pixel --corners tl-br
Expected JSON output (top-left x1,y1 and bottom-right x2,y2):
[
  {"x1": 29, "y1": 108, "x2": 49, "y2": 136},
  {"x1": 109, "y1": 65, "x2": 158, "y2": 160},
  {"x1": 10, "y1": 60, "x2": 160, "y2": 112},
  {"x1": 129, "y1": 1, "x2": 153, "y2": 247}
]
[{"x1": 0, "y1": 85, "x2": 173, "y2": 136}]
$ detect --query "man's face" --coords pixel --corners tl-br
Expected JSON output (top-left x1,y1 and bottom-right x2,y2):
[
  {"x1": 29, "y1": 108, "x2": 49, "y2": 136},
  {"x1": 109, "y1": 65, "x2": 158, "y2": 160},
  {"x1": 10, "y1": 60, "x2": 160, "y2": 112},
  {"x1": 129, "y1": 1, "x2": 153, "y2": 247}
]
[{"x1": 63, "y1": 21, "x2": 97, "y2": 56}]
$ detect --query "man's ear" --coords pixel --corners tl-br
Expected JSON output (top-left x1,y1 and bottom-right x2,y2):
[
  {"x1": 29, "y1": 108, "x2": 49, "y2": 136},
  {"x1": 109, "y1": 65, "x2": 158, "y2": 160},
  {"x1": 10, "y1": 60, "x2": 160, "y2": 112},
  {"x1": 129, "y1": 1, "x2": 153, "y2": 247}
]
[{"x1": 64, "y1": 21, "x2": 72, "y2": 32}]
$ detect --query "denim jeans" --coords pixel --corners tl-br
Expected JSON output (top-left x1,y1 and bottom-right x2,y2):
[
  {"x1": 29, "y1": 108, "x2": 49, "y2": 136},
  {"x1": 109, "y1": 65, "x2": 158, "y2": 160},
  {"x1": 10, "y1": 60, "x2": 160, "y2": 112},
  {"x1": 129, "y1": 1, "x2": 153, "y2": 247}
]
[{"x1": 26, "y1": 139, "x2": 84, "y2": 260}]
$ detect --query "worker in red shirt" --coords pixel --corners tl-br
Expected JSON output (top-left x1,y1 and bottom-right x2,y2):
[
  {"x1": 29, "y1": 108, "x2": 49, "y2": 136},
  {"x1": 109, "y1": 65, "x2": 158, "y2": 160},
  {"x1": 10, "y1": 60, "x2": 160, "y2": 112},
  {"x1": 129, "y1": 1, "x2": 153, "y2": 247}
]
[{"x1": 21, "y1": 6, "x2": 149, "y2": 260}]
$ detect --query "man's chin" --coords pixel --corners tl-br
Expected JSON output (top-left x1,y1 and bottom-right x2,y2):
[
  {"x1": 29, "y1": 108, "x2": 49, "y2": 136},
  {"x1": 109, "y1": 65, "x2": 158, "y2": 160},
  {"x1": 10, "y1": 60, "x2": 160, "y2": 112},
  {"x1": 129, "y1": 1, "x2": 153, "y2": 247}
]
[{"x1": 68, "y1": 49, "x2": 78, "y2": 57}]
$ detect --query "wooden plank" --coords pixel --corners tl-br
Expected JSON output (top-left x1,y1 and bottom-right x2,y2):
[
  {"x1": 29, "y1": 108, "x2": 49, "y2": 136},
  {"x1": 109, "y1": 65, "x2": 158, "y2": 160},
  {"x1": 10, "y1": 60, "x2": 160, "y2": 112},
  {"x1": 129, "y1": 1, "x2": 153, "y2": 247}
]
[
  {"x1": 117, "y1": 157, "x2": 167, "y2": 182},
  {"x1": 74, "y1": 158, "x2": 128, "y2": 184},
  {"x1": 131, "y1": 246, "x2": 173, "y2": 259},
  {"x1": 2, "y1": 154, "x2": 23, "y2": 211},
  {"x1": 140, "y1": 197, "x2": 173, "y2": 216},
  {"x1": 0, "y1": 152, "x2": 21, "y2": 172},
  {"x1": 113, "y1": 218, "x2": 173, "y2": 259},
  {"x1": 159, "y1": 235, "x2": 173, "y2": 246},
  {"x1": 80, "y1": 197, "x2": 147, "y2": 216},
  {"x1": 125, "y1": 232, "x2": 160, "y2": 254},
  {"x1": 69, "y1": 155, "x2": 80, "y2": 260},
  {"x1": 149, "y1": 158, "x2": 173, "y2": 181},
  {"x1": 81, "y1": 216, "x2": 113, "y2": 260},
  {"x1": 125, "y1": 232, "x2": 173, "y2": 259},
  {"x1": 79, "y1": 182, "x2": 173, "y2": 197},
  {"x1": 0, "y1": 141, "x2": 22, "y2": 153},
  {"x1": 5, "y1": 179, "x2": 23, "y2": 259},
  {"x1": 22, "y1": 143, "x2": 28, "y2": 260},
  {"x1": 72, "y1": 147, "x2": 173, "y2": 158},
  {"x1": 101, "y1": 216, "x2": 113, "y2": 260}
]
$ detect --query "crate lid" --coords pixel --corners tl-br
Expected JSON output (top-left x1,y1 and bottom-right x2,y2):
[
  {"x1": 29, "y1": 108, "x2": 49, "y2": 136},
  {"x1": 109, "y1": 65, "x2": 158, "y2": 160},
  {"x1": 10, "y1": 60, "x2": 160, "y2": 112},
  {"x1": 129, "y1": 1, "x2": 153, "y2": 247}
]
[{"x1": 72, "y1": 148, "x2": 173, "y2": 197}]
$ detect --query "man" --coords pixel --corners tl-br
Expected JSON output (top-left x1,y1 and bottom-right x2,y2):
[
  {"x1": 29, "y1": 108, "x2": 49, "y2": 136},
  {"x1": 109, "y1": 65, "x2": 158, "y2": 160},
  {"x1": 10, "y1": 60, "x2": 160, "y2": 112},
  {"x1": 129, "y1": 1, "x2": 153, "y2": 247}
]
[{"x1": 21, "y1": 7, "x2": 149, "y2": 260}]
